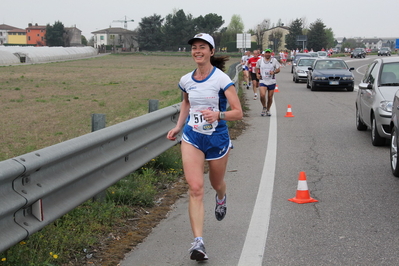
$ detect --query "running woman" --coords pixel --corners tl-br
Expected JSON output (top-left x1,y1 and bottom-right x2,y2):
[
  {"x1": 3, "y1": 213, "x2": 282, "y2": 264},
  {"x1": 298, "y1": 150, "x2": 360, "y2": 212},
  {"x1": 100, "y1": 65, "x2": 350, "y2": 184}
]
[{"x1": 167, "y1": 33, "x2": 243, "y2": 262}]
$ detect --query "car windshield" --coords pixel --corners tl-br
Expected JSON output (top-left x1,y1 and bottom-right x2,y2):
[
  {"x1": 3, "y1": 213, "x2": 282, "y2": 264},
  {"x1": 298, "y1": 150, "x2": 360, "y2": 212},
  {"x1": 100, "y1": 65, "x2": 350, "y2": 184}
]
[
  {"x1": 315, "y1": 60, "x2": 347, "y2": 70},
  {"x1": 355, "y1": 48, "x2": 363, "y2": 52},
  {"x1": 318, "y1": 51, "x2": 328, "y2": 56},
  {"x1": 294, "y1": 55, "x2": 309, "y2": 63},
  {"x1": 298, "y1": 59, "x2": 315, "y2": 66},
  {"x1": 380, "y1": 63, "x2": 399, "y2": 86},
  {"x1": 381, "y1": 48, "x2": 389, "y2": 51}
]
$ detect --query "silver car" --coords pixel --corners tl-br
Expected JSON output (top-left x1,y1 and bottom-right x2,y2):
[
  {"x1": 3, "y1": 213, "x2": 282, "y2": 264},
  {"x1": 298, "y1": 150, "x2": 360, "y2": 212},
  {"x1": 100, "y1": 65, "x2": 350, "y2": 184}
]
[
  {"x1": 317, "y1": 51, "x2": 328, "y2": 58},
  {"x1": 292, "y1": 58, "x2": 316, "y2": 83},
  {"x1": 356, "y1": 57, "x2": 399, "y2": 146}
]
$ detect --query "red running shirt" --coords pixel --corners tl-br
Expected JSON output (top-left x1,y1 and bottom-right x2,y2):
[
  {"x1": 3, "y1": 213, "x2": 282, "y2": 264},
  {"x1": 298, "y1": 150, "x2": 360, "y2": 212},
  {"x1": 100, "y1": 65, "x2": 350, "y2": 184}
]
[{"x1": 247, "y1": 56, "x2": 260, "y2": 73}]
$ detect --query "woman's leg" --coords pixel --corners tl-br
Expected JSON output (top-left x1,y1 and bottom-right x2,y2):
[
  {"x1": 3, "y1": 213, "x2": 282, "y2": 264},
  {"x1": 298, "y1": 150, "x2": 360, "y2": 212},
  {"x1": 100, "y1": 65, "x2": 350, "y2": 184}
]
[
  {"x1": 181, "y1": 141, "x2": 206, "y2": 238},
  {"x1": 208, "y1": 151, "x2": 229, "y2": 201}
]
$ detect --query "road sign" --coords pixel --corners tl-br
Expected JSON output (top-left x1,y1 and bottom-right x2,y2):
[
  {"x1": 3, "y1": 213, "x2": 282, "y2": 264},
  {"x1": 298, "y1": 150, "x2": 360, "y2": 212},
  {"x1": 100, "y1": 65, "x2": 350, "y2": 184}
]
[{"x1": 237, "y1": 33, "x2": 251, "y2": 49}]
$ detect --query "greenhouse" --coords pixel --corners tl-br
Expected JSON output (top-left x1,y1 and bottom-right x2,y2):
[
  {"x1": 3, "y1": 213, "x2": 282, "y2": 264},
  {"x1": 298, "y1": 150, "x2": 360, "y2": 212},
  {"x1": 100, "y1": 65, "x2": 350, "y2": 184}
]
[{"x1": 0, "y1": 46, "x2": 98, "y2": 66}]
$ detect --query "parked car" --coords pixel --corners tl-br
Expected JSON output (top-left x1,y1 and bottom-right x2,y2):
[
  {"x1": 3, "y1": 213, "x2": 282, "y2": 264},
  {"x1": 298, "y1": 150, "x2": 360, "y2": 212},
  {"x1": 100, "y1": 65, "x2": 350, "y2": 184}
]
[
  {"x1": 378, "y1": 47, "x2": 391, "y2": 56},
  {"x1": 293, "y1": 58, "x2": 317, "y2": 83},
  {"x1": 390, "y1": 89, "x2": 399, "y2": 176},
  {"x1": 291, "y1": 53, "x2": 312, "y2": 73},
  {"x1": 351, "y1": 48, "x2": 366, "y2": 58},
  {"x1": 332, "y1": 47, "x2": 340, "y2": 54},
  {"x1": 317, "y1": 51, "x2": 328, "y2": 58},
  {"x1": 356, "y1": 57, "x2": 399, "y2": 146},
  {"x1": 306, "y1": 58, "x2": 355, "y2": 91}
]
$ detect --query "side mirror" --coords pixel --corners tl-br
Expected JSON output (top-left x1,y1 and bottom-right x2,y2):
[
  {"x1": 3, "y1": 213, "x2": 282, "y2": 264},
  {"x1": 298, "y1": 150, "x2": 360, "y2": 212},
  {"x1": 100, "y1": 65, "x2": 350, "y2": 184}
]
[
  {"x1": 359, "y1": 82, "x2": 373, "y2": 90},
  {"x1": 349, "y1": 67, "x2": 354, "y2": 71},
  {"x1": 308, "y1": 67, "x2": 313, "y2": 71}
]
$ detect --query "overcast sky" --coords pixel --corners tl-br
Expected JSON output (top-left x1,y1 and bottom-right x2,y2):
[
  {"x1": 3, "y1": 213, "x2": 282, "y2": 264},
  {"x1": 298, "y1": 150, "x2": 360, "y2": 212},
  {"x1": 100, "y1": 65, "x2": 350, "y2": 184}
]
[{"x1": 2, "y1": 0, "x2": 398, "y2": 41}]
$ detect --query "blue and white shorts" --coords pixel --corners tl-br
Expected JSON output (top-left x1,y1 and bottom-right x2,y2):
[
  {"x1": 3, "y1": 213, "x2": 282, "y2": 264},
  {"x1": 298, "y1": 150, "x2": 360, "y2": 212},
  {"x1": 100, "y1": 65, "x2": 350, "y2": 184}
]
[{"x1": 182, "y1": 128, "x2": 232, "y2": 161}]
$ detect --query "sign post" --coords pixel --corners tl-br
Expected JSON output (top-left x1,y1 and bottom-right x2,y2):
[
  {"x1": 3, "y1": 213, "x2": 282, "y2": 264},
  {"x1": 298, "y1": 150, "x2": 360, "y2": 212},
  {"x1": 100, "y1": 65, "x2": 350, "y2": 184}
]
[{"x1": 237, "y1": 33, "x2": 251, "y2": 55}]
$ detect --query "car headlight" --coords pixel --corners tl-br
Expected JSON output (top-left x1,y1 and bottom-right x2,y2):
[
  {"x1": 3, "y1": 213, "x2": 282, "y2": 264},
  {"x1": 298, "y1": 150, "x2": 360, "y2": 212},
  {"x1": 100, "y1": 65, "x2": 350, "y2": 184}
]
[
  {"x1": 342, "y1": 76, "x2": 354, "y2": 80},
  {"x1": 313, "y1": 76, "x2": 326, "y2": 80},
  {"x1": 380, "y1": 101, "x2": 393, "y2": 112},
  {"x1": 297, "y1": 69, "x2": 305, "y2": 74}
]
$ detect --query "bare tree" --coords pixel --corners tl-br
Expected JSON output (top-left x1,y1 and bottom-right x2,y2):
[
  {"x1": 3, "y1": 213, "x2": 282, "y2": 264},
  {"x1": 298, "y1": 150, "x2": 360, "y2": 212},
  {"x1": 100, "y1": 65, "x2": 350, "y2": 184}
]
[
  {"x1": 254, "y1": 19, "x2": 270, "y2": 50},
  {"x1": 268, "y1": 29, "x2": 283, "y2": 53}
]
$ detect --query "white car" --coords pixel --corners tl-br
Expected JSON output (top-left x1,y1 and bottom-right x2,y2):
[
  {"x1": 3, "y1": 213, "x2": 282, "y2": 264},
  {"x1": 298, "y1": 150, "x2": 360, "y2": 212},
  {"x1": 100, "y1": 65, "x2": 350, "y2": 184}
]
[{"x1": 317, "y1": 51, "x2": 328, "y2": 58}]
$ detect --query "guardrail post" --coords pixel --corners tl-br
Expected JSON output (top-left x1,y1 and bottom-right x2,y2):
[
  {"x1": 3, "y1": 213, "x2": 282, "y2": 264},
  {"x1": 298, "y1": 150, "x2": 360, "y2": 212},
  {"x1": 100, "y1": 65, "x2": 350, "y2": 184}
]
[
  {"x1": 92, "y1": 114, "x2": 107, "y2": 202},
  {"x1": 148, "y1": 99, "x2": 159, "y2": 113}
]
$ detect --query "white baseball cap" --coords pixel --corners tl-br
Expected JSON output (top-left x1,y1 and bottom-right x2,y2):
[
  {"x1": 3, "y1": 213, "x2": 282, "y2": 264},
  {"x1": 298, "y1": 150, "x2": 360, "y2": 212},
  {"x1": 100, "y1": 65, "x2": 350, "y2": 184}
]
[{"x1": 188, "y1": 33, "x2": 215, "y2": 49}]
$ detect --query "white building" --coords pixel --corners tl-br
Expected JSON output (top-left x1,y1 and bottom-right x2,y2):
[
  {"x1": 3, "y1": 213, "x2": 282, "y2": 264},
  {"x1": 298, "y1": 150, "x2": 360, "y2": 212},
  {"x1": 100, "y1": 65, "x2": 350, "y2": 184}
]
[{"x1": 91, "y1": 27, "x2": 137, "y2": 52}]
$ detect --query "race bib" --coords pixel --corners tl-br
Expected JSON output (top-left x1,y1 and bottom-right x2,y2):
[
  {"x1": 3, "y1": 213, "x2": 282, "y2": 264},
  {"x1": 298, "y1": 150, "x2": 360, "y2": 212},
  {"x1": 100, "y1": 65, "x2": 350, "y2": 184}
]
[{"x1": 188, "y1": 105, "x2": 218, "y2": 135}]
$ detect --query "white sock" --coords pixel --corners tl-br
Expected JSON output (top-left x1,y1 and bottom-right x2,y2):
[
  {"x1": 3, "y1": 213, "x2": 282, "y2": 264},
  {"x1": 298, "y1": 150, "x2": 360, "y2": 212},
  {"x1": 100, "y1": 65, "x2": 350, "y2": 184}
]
[
  {"x1": 217, "y1": 195, "x2": 226, "y2": 204},
  {"x1": 195, "y1": 237, "x2": 204, "y2": 243}
]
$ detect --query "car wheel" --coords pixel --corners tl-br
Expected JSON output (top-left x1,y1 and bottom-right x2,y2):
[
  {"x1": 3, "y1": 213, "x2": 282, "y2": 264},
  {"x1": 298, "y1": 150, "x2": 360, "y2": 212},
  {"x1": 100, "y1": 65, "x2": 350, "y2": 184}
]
[
  {"x1": 356, "y1": 106, "x2": 367, "y2": 131},
  {"x1": 390, "y1": 127, "x2": 399, "y2": 177},
  {"x1": 371, "y1": 114, "x2": 386, "y2": 146},
  {"x1": 310, "y1": 81, "x2": 316, "y2": 91},
  {"x1": 294, "y1": 76, "x2": 299, "y2": 83}
]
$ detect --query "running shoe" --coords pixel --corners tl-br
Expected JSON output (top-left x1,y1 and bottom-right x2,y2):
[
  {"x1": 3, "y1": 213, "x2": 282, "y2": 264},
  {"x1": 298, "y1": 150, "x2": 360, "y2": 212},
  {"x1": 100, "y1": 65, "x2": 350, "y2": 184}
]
[
  {"x1": 266, "y1": 111, "x2": 271, "y2": 116},
  {"x1": 261, "y1": 107, "x2": 267, "y2": 116},
  {"x1": 215, "y1": 194, "x2": 227, "y2": 221},
  {"x1": 189, "y1": 239, "x2": 208, "y2": 261},
  {"x1": 253, "y1": 94, "x2": 257, "y2": 100}
]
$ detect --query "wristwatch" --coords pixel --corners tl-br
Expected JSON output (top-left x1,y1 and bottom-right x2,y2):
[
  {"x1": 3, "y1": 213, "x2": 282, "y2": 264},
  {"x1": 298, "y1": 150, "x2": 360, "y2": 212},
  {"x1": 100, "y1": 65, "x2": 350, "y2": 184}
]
[{"x1": 219, "y1": 112, "x2": 225, "y2": 120}]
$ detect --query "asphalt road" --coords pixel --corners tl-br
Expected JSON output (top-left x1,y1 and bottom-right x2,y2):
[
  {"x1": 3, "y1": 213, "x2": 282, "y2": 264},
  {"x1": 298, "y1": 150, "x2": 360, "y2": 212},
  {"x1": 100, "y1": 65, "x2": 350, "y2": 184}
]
[{"x1": 120, "y1": 55, "x2": 399, "y2": 266}]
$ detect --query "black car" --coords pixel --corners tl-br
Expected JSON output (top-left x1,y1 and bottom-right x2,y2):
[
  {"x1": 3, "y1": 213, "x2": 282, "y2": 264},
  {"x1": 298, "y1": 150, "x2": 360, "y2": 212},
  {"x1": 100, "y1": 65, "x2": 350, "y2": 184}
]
[
  {"x1": 291, "y1": 53, "x2": 312, "y2": 73},
  {"x1": 378, "y1": 47, "x2": 391, "y2": 56},
  {"x1": 351, "y1": 48, "x2": 366, "y2": 58},
  {"x1": 306, "y1": 59, "x2": 355, "y2": 91}
]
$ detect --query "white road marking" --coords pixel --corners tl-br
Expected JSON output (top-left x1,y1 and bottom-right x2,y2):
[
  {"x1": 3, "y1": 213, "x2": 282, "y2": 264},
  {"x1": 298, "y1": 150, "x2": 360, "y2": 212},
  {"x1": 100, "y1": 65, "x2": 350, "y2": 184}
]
[{"x1": 238, "y1": 101, "x2": 277, "y2": 266}]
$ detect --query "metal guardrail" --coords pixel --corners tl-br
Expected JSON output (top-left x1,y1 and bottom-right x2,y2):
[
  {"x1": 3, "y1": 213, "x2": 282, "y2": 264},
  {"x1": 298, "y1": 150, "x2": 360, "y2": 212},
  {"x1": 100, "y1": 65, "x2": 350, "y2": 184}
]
[{"x1": 0, "y1": 61, "x2": 241, "y2": 253}]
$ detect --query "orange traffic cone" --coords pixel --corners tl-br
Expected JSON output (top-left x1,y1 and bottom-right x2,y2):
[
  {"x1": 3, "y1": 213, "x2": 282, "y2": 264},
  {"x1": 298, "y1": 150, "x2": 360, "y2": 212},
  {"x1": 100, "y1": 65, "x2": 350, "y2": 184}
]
[
  {"x1": 275, "y1": 84, "x2": 280, "y2": 92},
  {"x1": 284, "y1": 104, "x2": 294, "y2": 117},
  {"x1": 288, "y1": 172, "x2": 318, "y2": 204}
]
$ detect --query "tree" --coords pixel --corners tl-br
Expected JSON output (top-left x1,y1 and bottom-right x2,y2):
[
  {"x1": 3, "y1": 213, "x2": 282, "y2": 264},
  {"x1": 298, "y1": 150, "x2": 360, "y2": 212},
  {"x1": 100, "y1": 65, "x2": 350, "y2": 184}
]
[
  {"x1": 138, "y1": 14, "x2": 164, "y2": 51},
  {"x1": 162, "y1": 9, "x2": 195, "y2": 49},
  {"x1": 45, "y1": 21, "x2": 65, "y2": 46},
  {"x1": 285, "y1": 18, "x2": 303, "y2": 50},
  {"x1": 194, "y1": 13, "x2": 224, "y2": 35},
  {"x1": 253, "y1": 19, "x2": 270, "y2": 50},
  {"x1": 325, "y1": 28, "x2": 335, "y2": 49},
  {"x1": 342, "y1": 38, "x2": 363, "y2": 50},
  {"x1": 222, "y1": 14, "x2": 244, "y2": 47},
  {"x1": 268, "y1": 29, "x2": 283, "y2": 53},
  {"x1": 307, "y1": 19, "x2": 327, "y2": 51},
  {"x1": 81, "y1": 35, "x2": 88, "y2": 46}
]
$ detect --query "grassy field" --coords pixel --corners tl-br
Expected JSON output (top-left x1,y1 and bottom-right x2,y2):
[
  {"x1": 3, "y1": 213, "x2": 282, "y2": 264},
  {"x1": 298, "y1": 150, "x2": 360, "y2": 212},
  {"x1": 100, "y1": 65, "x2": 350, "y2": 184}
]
[{"x1": 0, "y1": 53, "x2": 236, "y2": 161}]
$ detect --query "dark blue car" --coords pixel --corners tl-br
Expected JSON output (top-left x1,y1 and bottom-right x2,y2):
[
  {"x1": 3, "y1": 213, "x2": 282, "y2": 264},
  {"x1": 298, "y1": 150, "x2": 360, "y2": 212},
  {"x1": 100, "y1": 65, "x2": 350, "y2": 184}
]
[{"x1": 306, "y1": 59, "x2": 355, "y2": 91}]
